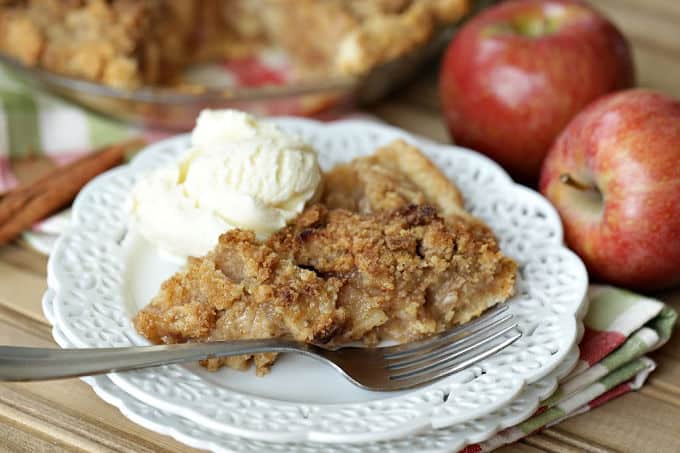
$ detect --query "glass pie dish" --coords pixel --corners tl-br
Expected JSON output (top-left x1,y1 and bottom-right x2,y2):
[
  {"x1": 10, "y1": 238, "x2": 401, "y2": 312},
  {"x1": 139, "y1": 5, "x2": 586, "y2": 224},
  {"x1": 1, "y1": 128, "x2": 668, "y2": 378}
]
[
  {"x1": 0, "y1": 24, "x2": 454, "y2": 131},
  {"x1": 0, "y1": 0, "x2": 501, "y2": 130}
]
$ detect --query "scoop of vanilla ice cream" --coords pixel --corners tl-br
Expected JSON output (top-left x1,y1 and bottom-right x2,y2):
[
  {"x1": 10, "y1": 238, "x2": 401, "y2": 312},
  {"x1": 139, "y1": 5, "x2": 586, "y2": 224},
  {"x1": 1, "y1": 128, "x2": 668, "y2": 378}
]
[
  {"x1": 130, "y1": 110, "x2": 321, "y2": 259},
  {"x1": 191, "y1": 109, "x2": 283, "y2": 147}
]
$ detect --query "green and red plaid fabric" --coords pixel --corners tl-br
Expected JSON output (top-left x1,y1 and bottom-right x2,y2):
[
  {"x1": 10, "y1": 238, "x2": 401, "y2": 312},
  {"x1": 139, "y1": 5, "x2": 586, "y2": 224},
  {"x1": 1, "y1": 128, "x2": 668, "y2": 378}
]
[
  {"x1": 464, "y1": 285, "x2": 675, "y2": 452},
  {"x1": 0, "y1": 66, "x2": 676, "y2": 452},
  {"x1": 0, "y1": 67, "x2": 149, "y2": 192}
]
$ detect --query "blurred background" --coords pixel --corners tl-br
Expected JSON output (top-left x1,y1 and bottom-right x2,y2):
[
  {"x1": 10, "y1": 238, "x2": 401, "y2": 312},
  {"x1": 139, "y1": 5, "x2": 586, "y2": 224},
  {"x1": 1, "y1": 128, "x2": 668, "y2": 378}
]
[{"x1": 0, "y1": 2, "x2": 679, "y2": 452}]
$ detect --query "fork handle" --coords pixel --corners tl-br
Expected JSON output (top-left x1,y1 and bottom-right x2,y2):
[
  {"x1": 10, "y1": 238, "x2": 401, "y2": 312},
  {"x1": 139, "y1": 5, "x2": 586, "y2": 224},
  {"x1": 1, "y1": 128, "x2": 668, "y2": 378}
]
[{"x1": 0, "y1": 340, "x2": 309, "y2": 382}]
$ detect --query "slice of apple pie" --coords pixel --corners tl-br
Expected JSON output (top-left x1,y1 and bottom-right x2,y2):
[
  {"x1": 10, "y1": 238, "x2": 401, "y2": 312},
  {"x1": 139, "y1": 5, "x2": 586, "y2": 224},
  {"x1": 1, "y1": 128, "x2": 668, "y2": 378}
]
[{"x1": 134, "y1": 140, "x2": 516, "y2": 375}]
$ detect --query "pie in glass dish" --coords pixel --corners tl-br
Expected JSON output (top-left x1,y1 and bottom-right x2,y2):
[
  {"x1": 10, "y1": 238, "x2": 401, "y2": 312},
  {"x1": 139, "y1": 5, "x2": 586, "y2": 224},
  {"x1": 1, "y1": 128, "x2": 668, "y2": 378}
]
[
  {"x1": 0, "y1": 0, "x2": 470, "y2": 89},
  {"x1": 134, "y1": 139, "x2": 517, "y2": 375}
]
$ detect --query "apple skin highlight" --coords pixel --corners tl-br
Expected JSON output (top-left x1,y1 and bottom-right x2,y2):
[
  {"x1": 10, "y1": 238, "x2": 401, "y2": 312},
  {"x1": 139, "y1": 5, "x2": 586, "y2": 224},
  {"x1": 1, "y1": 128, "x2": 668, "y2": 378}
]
[
  {"x1": 540, "y1": 89, "x2": 680, "y2": 291},
  {"x1": 440, "y1": 0, "x2": 634, "y2": 183}
]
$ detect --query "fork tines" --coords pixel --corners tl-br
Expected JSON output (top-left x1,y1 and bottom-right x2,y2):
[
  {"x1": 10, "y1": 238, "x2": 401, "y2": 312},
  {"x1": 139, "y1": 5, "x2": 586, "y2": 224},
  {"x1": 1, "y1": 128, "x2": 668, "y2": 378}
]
[{"x1": 382, "y1": 304, "x2": 520, "y2": 386}]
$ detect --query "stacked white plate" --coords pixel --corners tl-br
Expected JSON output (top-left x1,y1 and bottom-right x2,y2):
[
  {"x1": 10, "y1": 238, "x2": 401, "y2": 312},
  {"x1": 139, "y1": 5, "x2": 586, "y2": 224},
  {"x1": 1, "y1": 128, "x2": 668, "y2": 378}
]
[{"x1": 43, "y1": 119, "x2": 588, "y2": 452}]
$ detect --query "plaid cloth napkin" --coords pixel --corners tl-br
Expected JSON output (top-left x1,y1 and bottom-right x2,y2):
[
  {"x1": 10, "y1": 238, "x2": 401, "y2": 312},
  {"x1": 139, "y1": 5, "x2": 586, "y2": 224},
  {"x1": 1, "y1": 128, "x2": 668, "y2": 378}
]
[
  {"x1": 0, "y1": 66, "x2": 676, "y2": 452},
  {"x1": 466, "y1": 286, "x2": 676, "y2": 452}
]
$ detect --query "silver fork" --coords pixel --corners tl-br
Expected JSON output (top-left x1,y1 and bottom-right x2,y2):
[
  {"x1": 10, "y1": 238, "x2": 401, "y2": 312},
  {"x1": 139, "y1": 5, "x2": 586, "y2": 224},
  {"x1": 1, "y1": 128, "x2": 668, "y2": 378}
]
[{"x1": 0, "y1": 305, "x2": 520, "y2": 391}]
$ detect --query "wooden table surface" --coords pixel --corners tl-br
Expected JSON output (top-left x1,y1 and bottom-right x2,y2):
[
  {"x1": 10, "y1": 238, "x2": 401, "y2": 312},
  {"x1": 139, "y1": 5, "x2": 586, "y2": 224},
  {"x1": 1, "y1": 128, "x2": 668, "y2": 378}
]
[{"x1": 1, "y1": 1, "x2": 679, "y2": 452}]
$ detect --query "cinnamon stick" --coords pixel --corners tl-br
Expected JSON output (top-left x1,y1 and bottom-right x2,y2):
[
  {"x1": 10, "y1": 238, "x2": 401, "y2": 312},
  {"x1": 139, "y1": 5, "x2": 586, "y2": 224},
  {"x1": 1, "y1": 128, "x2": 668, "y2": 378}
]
[{"x1": 0, "y1": 139, "x2": 145, "y2": 246}]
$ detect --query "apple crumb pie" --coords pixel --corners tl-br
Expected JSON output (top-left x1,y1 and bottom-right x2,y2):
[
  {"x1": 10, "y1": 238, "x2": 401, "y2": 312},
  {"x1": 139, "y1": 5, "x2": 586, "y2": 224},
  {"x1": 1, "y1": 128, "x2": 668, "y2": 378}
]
[
  {"x1": 0, "y1": 0, "x2": 470, "y2": 89},
  {"x1": 134, "y1": 140, "x2": 516, "y2": 375}
]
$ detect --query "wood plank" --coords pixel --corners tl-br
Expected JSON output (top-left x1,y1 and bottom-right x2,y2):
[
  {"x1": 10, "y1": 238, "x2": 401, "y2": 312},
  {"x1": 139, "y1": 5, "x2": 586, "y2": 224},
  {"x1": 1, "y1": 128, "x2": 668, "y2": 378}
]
[
  {"x1": 0, "y1": 415, "x2": 76, "y2": 453},
  {"x1": 586, "y1": 1, "x2": 680, "y2": 99},
  {"x1": 556, "y1": 391, "x2": 680, "y2": 452},
  {"x1": 0, "y1": 243, "x2": 48, "y2": 277},
  {"x1": 0, "y1": 305, "x2": 53, "y2": 345},
  {"x1": 497, "y1": 443, "x2": 548, "y2": 453},
  {"x1": 595, "y1": 0, "x2": 680, "y2": 56},
  {"x1": 0, "y1": 384, "x2": 178, "y2": 453},
  {"x1": 645, "y1": 353, "x2": 680, "y2": 402},
  {"x1": 0, "y1": 395, "x2": 112, "y2": 453},
  {"x1": 4, "y1": 381, "x2": 196, "y2": 453},
  {"x1": 623, "y1": 43, "x2": 680, "y2": 99},
  {"x1": 0, "y1": 261, "x2": 48, "y2": 325},
  {"x1": 0, "y1": 317, "x2": 197, "y2": 452},
  {"x1": 370, "y1": 101, "x2": 452, "y2": 143},
  {"x1": 524, "y1": 431, "x2": 613, "y2": 453},
  {"x1": 644, "y1": 0, "x2": 680, "y2": 18},
  {"x1": 594, "y1": 0, "x2": 680, "y2": 29}
]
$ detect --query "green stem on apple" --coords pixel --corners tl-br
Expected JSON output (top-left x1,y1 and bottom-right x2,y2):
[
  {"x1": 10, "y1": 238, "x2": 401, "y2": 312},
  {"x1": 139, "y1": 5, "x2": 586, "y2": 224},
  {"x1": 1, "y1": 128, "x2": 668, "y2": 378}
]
[{"x1": 559, "y1": 173, "x2": 594, "y2": 191}]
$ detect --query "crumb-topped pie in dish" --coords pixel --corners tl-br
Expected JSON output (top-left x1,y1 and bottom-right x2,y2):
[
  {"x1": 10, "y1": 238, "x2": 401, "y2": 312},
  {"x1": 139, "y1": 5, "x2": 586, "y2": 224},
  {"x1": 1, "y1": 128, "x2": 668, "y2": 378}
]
[
  {"x1": 0, "y1": 0, "x2": 470, "y2": 89},
  {"x1": 134, "y1": 139, "x2": 517, "y2": 375}
]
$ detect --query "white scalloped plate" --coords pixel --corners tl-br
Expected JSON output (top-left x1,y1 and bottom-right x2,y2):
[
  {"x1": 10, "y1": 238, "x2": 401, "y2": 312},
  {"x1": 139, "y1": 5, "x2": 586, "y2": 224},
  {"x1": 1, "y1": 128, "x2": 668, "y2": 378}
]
[
  {"x1": 43, "y1": 289, "x2": 580, "y2": 453},
  {"x1": 48, "y1": 118, "x2": 588, "y2": 443}
]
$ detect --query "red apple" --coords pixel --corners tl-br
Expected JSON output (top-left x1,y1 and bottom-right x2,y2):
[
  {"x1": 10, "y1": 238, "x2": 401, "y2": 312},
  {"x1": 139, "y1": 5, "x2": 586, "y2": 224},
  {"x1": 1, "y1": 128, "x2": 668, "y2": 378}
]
[
  {"x1": 440, "y1": 0, "x2": 634, "y2": 183},
  {"x1": 539, "y1": 89, "x2": 680, "y2": 291}
]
